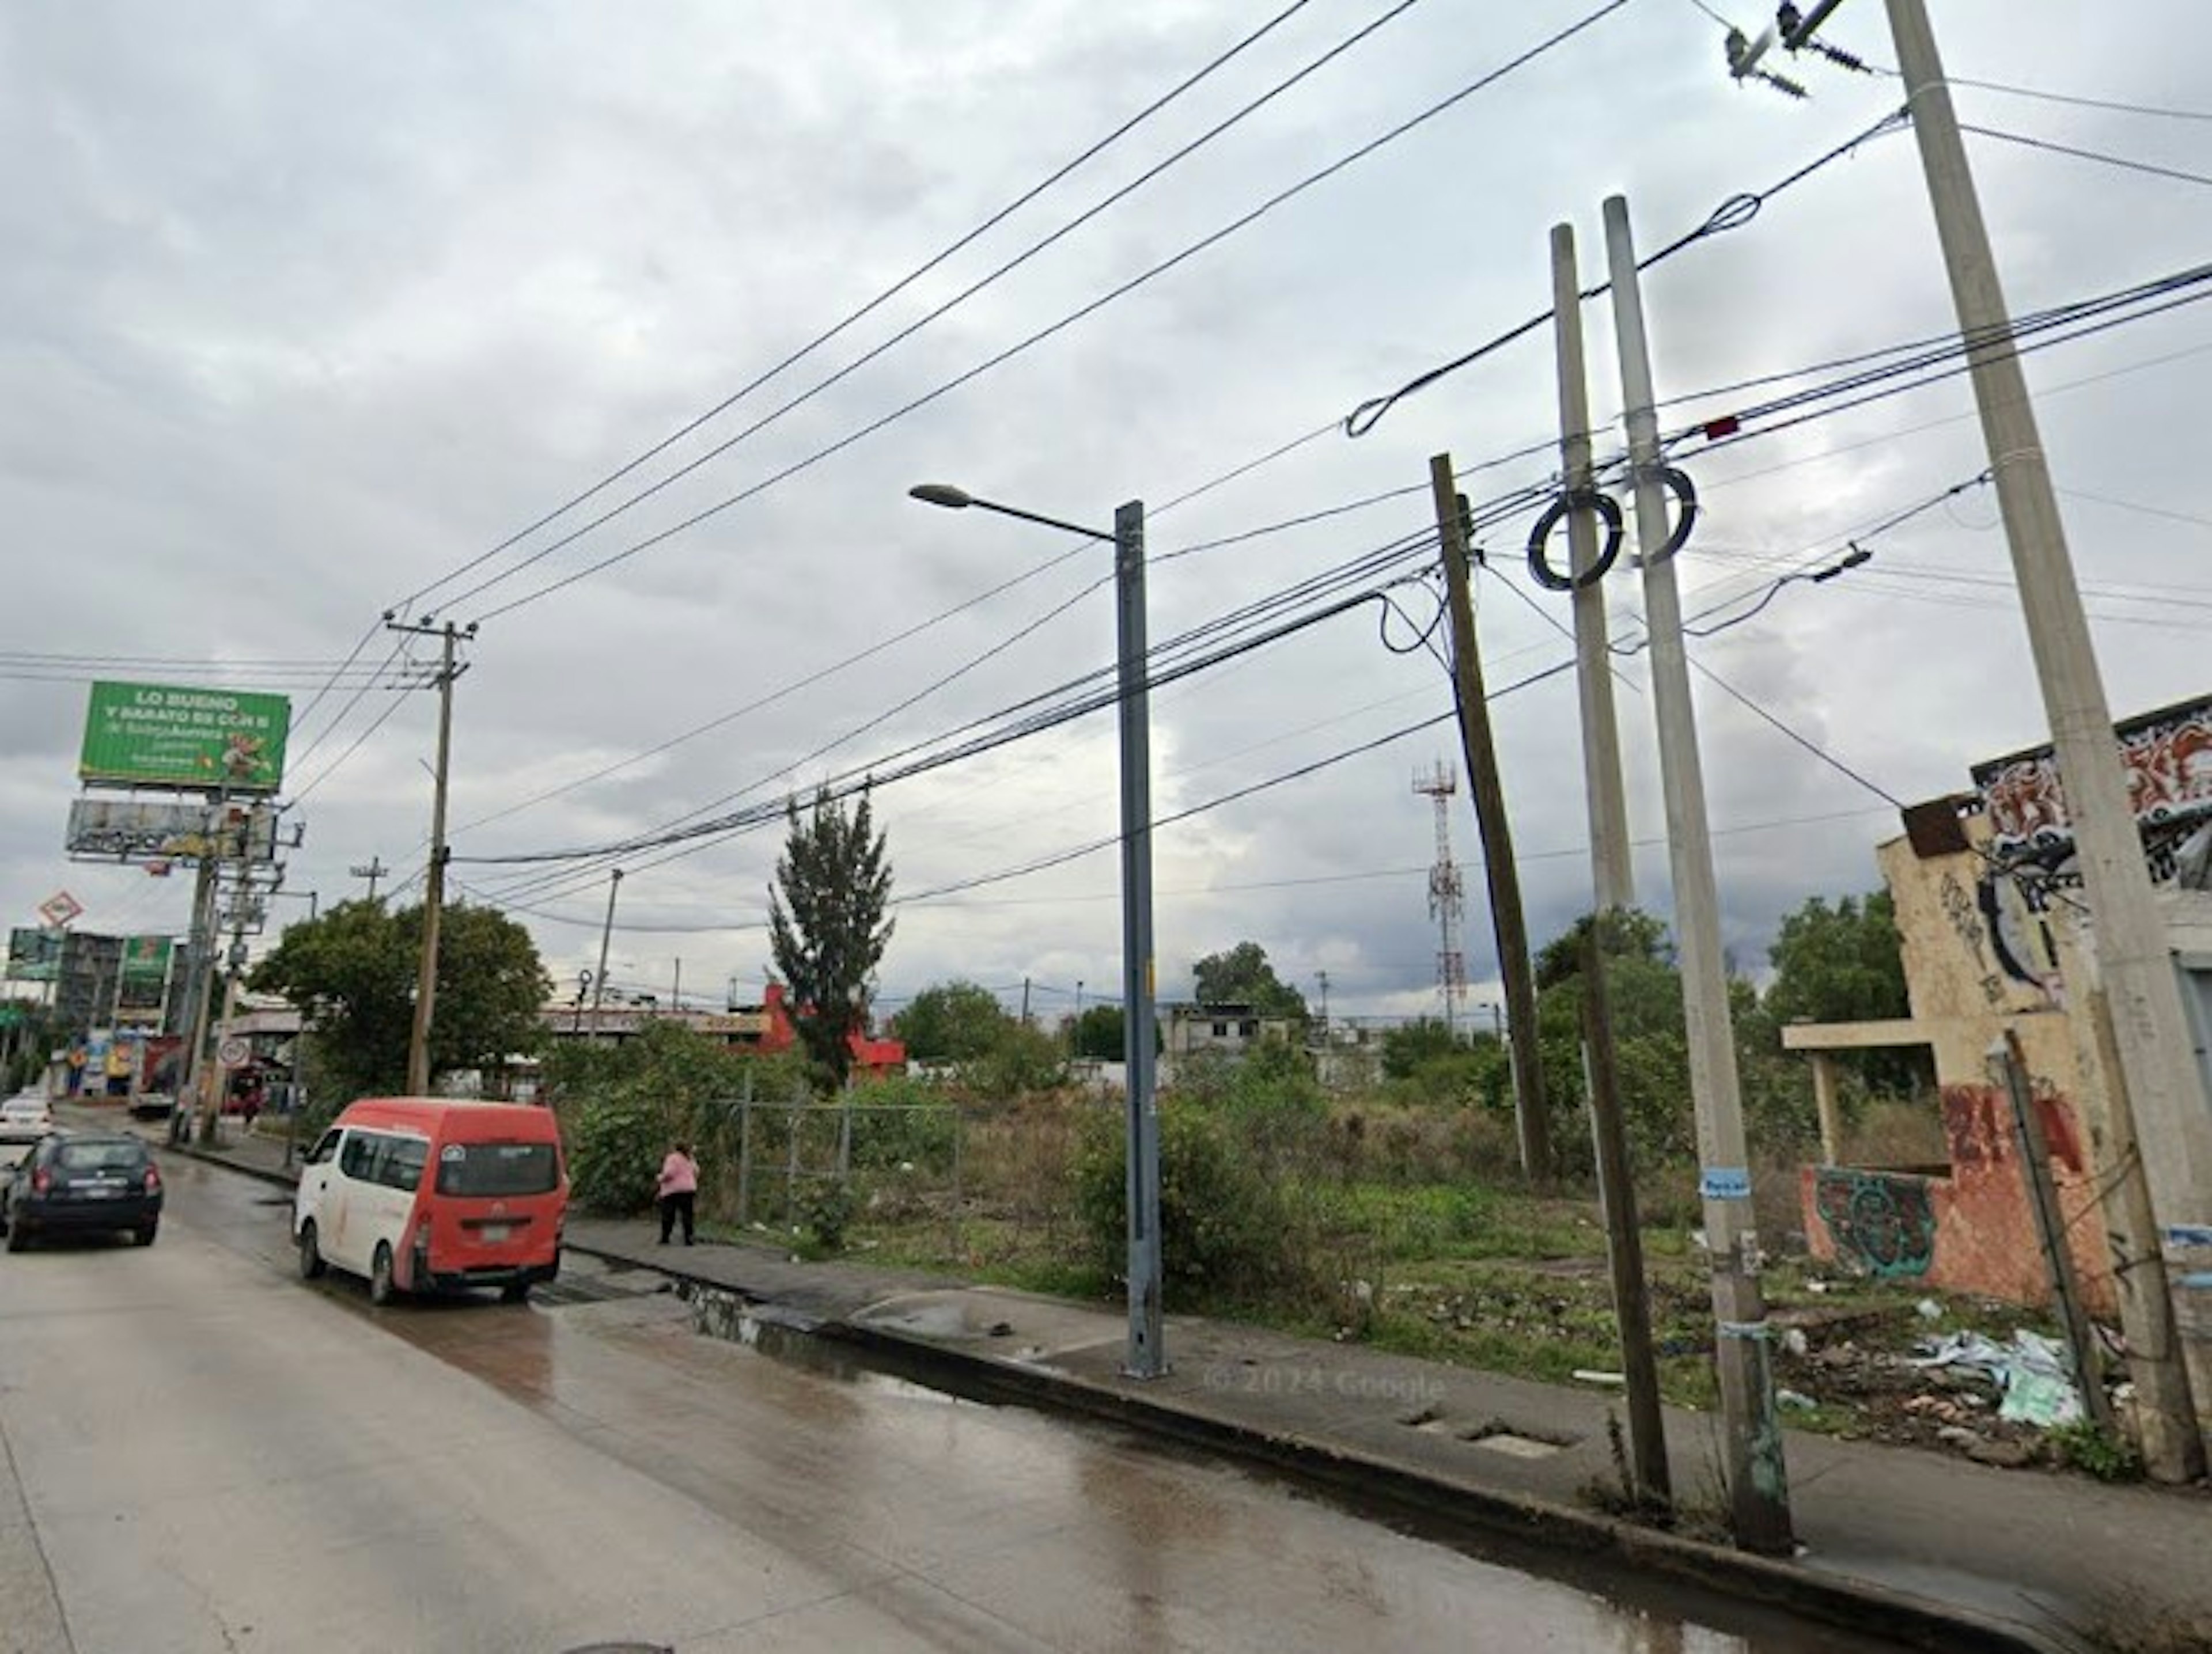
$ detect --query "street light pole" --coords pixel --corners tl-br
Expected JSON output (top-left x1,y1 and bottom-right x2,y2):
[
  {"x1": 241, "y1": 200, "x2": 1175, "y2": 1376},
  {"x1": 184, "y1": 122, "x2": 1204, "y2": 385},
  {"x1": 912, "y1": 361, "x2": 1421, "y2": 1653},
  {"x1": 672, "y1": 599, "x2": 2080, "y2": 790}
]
[
  {"x1": 909, "y1": 483, "x2": 1166, "y2": 1378},
  {"x1": 1111, "y1": 498, "x2": 1166, "y2": 1378}
]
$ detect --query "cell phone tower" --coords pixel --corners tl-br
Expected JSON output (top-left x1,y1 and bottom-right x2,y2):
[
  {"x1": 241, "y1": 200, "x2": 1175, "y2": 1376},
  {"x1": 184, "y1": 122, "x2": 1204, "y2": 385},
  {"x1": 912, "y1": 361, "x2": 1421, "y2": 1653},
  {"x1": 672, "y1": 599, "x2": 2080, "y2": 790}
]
[{"x1": 1412, "y1": 761, "x2": 1466, "y2": 1030}]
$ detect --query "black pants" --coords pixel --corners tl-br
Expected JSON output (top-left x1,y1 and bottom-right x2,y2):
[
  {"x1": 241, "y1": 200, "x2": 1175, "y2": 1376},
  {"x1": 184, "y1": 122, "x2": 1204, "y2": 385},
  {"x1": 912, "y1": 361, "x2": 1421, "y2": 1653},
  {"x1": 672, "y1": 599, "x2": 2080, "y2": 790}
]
[{"x1": 658, "y1": 1190, "x2": 695, "y2": 1244}]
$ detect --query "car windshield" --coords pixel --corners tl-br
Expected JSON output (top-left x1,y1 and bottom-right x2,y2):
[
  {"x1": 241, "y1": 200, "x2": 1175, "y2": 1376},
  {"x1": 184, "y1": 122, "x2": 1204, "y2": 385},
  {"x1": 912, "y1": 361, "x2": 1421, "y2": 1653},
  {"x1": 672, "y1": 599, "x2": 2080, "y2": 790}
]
[
  {"x1": 55, "y1": 1141, "x2": 146, "y2": 1171},
  {"x1": 434, "y1": 1141, "x2": 559, "y2": 1197}
]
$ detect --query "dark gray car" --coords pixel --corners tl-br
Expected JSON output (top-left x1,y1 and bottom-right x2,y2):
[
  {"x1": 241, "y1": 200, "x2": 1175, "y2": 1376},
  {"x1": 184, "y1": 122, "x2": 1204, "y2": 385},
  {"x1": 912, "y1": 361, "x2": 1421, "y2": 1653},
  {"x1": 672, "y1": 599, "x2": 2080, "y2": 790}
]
[{"x1": 1, "y1": 1134, "x2": 163, "y2": 1250}]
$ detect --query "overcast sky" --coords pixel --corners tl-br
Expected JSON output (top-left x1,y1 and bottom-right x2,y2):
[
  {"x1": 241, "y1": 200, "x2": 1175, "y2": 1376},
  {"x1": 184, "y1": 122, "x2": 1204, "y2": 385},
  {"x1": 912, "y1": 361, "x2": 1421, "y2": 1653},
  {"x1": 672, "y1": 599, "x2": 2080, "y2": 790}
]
[{"x1": 5, "y1": 1, "x2": 2207, "y2": 1027}]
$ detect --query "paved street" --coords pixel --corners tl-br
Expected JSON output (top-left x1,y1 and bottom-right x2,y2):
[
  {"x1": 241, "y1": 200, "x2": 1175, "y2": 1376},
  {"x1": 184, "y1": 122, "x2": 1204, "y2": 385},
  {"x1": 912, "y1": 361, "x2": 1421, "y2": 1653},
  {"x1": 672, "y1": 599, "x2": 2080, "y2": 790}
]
[{"x1": 0, "y1": 1147, "x2": 1921, "y2": 1653}]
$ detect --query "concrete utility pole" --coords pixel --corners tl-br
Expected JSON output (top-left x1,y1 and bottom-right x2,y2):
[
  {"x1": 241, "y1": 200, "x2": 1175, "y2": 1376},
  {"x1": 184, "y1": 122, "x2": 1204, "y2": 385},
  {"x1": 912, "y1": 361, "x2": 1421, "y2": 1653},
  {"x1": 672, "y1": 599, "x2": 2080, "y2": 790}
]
[
  {"x1": 170, "y1": 810, "x2": 226, "y2": 1147},
  {"x1": 349, "y1": 856, "x2": 388, "y2": 904},
  {"x1": 1885, "y1": 0, "x2": 2212, "y2": 1436},
  {"x1": 389, "y1": 619, "x2": 469, "y2": 1097},
  {"x1": 1604, "y1": 195, "x2": 1791, "y2": 1553},
  {"x1": 1550, "y1": 222, "x2": 1636, "y2": 913},
  {"x1": 1429, "y1": 452, "x2": 1550, "y2": 1185},
  {"x1": 592, "y1": 868, "x2": 624, "y2": 1017}
]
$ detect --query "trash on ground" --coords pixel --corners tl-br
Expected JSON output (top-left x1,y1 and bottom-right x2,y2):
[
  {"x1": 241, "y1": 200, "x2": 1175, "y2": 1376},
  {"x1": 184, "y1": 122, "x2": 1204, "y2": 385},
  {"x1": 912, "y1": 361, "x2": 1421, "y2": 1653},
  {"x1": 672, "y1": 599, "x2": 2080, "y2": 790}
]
[
  {"x1": 1907, "y1": 1329, "x2": 2084, "y2": 1427},
  {"x1": 1571, "y1": 1370, "x2": 1626, "y2": 1386},
  {"x1": 1915, "y1": 1299, "x2": 1944, "y2": 1321},
  {"x1": 1777, "y1": 1387, "x2": 1818, "y2": 1410}
]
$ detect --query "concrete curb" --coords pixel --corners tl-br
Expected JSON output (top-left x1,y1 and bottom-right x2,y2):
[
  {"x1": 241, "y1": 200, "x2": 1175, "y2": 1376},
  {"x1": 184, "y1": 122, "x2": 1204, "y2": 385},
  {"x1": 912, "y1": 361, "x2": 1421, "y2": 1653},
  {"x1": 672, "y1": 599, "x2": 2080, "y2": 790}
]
[
  {"x1": 562, "y1": 1240, "x2": 2069, "y2": 1654},
  {"x1": 157, "y1": 1138, "x2": 300, "y2": 1193},
  {"x1": 158, "y1": 1145, "x2": 2070, "y2": 1654}
]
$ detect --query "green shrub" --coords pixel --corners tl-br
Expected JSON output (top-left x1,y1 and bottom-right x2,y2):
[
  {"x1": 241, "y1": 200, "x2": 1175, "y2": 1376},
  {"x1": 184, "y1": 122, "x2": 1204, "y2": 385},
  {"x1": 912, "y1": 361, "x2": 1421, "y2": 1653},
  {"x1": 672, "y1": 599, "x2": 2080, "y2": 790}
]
[
  {"x1": 565, "y1": 1099, "x2": 665, "y2": 1214},
  {"x1": 1073, "y1": 1098, "x2": 1311, "y2": 1302}
]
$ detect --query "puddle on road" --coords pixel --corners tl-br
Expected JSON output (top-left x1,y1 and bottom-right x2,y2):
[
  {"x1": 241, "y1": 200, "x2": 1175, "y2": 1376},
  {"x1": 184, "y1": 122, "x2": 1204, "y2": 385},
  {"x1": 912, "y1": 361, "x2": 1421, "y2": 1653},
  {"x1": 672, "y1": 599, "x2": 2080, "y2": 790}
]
[{"x1": 679, "y1": 1281, "x2": 980, "y2": 1409}]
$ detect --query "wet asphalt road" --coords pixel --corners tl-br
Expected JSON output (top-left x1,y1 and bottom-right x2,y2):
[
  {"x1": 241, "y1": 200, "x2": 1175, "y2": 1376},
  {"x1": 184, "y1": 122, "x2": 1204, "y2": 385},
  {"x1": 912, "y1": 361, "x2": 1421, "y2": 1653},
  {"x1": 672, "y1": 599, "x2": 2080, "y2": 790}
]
[{"x1": 0, "y1": 1149, "x2": 1919, "y2": 1653}]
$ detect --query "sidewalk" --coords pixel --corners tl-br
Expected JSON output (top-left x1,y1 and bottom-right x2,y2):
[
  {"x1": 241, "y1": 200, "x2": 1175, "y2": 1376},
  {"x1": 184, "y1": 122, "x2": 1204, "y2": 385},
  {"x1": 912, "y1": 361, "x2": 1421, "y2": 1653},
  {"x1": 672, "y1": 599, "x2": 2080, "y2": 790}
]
[{"x1": 109, "y1": 1103, "x2": 2212, "y2": 1654}]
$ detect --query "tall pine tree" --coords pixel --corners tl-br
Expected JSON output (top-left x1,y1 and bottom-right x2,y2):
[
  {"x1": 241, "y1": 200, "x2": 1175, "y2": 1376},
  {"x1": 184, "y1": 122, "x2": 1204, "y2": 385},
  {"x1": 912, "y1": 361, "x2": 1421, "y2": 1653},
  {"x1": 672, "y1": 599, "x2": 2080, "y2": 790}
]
[{"x1": 768, "y1": 786, "x2": 894, "y2": 1086}]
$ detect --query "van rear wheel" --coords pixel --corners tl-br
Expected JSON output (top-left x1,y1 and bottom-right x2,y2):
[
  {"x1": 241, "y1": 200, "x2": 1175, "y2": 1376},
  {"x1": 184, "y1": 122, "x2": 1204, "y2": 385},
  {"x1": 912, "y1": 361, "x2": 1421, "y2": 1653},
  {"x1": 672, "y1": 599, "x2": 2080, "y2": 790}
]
[
  {"x1": 369, "y1": 1242, "x2": 397, "y2": 1307},
  {"x1": 499, "y1": 1281, "x2": 531, "y2": 1304},
  {"x1": 297, "y1": 1220, "x2": 325, "y2": 1279}
]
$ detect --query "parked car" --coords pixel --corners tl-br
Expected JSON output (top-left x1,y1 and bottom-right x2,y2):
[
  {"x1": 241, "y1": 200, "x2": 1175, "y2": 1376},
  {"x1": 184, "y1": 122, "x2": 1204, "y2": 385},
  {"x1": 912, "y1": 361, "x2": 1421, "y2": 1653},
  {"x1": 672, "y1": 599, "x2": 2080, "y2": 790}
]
[
  {"x1": 294, "y1": 1098, "x2": 567, "y2": 1306},
  {"x1": 0, "y1": 1092, "x2": 54, "y2": 1144},
  {"x1": 1, "y1": 1134, "x2": 162, "y2": 1250}
]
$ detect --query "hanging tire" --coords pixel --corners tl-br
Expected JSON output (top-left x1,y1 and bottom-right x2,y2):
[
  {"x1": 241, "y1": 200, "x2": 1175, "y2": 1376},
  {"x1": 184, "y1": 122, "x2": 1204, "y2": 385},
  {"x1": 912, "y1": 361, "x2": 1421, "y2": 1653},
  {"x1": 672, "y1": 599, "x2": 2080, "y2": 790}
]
[
  {"x1": 369, "y1": 1242, "x2": 397, "y2": 1306},
  {"x1": 297, "y1": 1220, "x2": 325, "y2": 1280}
]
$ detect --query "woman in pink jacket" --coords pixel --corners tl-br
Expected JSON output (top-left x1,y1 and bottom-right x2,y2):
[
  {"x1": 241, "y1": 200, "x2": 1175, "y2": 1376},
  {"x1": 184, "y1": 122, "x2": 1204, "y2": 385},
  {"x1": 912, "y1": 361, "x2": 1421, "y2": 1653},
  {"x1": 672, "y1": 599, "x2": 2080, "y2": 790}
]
[{"x1": 656, "y1": 1140, "x2": 699, "y2": 1246}]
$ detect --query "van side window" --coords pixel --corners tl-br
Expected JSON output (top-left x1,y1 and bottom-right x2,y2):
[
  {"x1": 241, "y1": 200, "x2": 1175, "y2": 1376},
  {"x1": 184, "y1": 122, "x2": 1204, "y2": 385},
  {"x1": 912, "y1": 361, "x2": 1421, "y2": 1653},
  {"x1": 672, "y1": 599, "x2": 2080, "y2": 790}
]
[
  {"x1": 339, "y1": 1132, "x2": 379, "y2": 1180},
  {"x1": 378, "y1": 1136, "x2": 429, "y2": 1193}
]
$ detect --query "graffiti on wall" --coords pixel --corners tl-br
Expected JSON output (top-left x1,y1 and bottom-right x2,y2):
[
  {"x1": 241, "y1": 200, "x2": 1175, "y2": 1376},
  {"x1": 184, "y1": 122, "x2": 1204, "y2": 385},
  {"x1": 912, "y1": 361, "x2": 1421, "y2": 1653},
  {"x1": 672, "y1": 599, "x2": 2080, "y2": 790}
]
[
  {"x1": 1813, "y1": 1169, "x2": 1938, "y2": 1279},
  {"x1": 1972, "y1": 693, "x2": 2212, "y2": 858}
]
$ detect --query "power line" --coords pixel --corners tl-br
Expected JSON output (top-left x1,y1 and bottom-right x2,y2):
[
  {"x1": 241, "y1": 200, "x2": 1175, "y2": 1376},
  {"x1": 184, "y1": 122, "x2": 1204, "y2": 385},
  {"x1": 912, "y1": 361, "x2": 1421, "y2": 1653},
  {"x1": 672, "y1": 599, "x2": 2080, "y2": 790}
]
[
  {"x1": 385, "y1": 0, "x2": 1327, "y2": 621},
  {"x1": 1958, "y1": 122, "x2": 2212, "y2": 191},
  {"x1": 431, "y1": 0, "x2": 1443, "y2": 621},
  {"x1": 288, "y1": 689, "x2": 418, "y2": 805},
  {"x1": 459, "y1": 480, "x2": 1539, "y2": 898},
  {"x1": 459, "y1": 0, "x2": 1641, "y2": 625},
  {"x1": 1342, "y1": 104, "x2": 1909, "y2": 435},
  {"x1": 1896, "y1": 69, "x2": 2212, "y2": 126}
]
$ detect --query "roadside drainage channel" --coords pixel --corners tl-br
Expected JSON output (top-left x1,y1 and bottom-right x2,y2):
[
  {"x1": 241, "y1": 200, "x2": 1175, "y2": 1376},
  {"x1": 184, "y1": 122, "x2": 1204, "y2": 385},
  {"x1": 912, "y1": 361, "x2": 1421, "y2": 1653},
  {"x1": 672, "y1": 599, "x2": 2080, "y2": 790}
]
[
  {"x1": 657, "y1": 1279, "x2": 2056, "y2": 1654},
  {"x1": 300, "y1": 1213, "x2": 2054, "y2": 1654}
]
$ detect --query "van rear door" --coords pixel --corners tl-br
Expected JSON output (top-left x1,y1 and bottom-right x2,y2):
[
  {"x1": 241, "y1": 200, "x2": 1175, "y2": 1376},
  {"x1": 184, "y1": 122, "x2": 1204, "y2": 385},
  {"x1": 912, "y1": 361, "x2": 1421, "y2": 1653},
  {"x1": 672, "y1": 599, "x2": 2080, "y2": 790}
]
[{"x1": 429, "y1": 1138, "x2": 564, "y2": 1268}]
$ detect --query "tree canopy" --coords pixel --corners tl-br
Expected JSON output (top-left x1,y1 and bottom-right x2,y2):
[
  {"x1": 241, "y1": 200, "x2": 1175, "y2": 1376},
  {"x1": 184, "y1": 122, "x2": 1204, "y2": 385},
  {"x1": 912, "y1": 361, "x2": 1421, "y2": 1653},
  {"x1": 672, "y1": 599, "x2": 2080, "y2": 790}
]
[
  {"x1": 1764, "y1": 890, "x2": 1925, "y2": 1091},
  {"x1": 1070, "y1": 1002, "x2": 1126, "y2": 1062},
  {"x1": 768, "y1": 786, "x2": 894, "y2": 1086},
  {"x1": 891, "y1": 980, "x2": 1014, "y2": 1064},
  {"x1": 249, "y1": 898, "x2": 550, "y2": 1103},
  {"x1": 1191, "y1": 940, "x2": 1308, "y2": 1020}
]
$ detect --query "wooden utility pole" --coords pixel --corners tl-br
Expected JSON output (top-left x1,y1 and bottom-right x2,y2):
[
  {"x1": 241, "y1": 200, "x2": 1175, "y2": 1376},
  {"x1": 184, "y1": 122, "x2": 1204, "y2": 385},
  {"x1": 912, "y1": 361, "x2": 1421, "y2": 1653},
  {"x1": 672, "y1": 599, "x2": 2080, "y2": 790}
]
[
  {"x1": 389, "y1": 619, "x2": 470, "y2": 1096},
  {"x1": 1584, "y1": 923, "x2": 1669, "y2": 1510},
  {"x1": 1429, "y1": 452, "x2": 1550, "y2": 1184},
  {"x1": 349, "y1": 856, "x2": 389, "y2": 904}
]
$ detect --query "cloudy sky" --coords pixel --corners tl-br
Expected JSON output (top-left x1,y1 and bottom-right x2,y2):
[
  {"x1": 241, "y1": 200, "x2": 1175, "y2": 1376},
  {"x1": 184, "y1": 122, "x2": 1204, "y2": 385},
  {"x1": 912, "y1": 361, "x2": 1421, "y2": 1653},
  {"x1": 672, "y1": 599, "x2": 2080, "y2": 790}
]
[{"x1": 5, "y1": 1, "x2": 2207, "y2": 1027}]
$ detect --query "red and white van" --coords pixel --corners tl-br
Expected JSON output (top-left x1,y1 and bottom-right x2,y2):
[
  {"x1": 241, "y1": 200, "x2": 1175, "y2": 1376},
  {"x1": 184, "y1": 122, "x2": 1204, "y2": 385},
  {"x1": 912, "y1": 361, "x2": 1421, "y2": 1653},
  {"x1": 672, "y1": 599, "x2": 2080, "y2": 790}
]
[{"x1": 293, "y1": 1098, "x2": 567, "y2": 1305}]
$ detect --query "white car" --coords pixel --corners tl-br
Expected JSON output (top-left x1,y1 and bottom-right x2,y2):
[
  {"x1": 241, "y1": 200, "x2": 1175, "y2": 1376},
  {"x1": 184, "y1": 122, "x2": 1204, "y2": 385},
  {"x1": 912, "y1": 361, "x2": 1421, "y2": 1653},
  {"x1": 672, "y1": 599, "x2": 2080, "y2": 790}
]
[{"x1": 0, "y1": 1093, "x2": 55, "y2": 1145}]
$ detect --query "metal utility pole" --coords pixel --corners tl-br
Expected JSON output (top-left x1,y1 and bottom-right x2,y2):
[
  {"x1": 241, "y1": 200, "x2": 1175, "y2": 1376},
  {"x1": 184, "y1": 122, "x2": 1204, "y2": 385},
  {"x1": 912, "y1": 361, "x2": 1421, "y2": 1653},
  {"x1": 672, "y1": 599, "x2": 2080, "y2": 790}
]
[
  {"x1": 1884, "y1": 0, "x2": 2212, "y2": 1439},
  {"x1": 1584, "y1": 925, "x2": 1670, "y2": 1510},
  {"x1": 1551, "y1": 222, "x2": 1635, "y2": 912},
  {"x1": 1429, "y1": 452, "x2": 1551, "y2": 1185},
  {"x1": 1604, "y1": 194, "x2": 1791, "y2": 1553},
  {"x1": 349, "y1": 856, "x2": 389, "y2": 904},
  {"x1": 906, "y1": 480, "x2": 1165, "y2": 1379},
  {"x1": 1113, "y1": 498, "x2": 1167, "y2": 1379},
  {"x1": 389, "y1": 619, "x2": 469, "y2": 1097},
  {"x1": 592, "y1": 868, "x2": 624, "y2": 1017}
]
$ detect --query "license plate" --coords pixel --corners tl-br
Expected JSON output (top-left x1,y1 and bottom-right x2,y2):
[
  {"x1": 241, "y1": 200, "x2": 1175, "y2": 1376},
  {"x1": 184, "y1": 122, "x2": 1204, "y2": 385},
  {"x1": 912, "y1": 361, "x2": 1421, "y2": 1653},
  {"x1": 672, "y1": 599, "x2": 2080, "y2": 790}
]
[
  {"x1": 478, "y1": 1223, "x2": 510, "y2": 1243},
  {"x1": 85, "y1": 1185, "x2": 120, "y2": 1200}
]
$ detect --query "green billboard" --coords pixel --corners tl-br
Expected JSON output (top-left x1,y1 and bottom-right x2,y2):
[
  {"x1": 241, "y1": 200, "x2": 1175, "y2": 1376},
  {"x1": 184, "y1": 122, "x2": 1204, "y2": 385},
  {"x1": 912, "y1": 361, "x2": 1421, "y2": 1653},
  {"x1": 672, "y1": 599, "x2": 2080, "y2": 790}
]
[
  {"x1": 6, "y1": 928, "x2": 62, "y2": 983},
  {"x1": 79, "y1": 681, "x2": 291, "y2": 793}
]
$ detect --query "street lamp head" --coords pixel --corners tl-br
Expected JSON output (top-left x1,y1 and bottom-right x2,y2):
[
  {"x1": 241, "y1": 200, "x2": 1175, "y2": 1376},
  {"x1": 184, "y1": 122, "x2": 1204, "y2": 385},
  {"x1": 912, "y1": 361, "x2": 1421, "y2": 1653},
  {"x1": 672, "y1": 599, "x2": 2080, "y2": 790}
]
[{"x1": 908, "y1": 483, "x2": 973, "y2": 510}]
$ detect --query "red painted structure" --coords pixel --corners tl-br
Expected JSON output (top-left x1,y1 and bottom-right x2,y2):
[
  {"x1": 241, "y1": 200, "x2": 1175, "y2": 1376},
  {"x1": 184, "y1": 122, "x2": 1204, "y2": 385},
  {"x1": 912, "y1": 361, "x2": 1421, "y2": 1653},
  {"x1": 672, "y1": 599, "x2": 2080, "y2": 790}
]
[
  {"x1": 754, "y1": 982, "x2": 906, "y2": 1075},
  {"x1": 1801, "y1": 1082, "x2": 2113, "y2": 1315}
]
